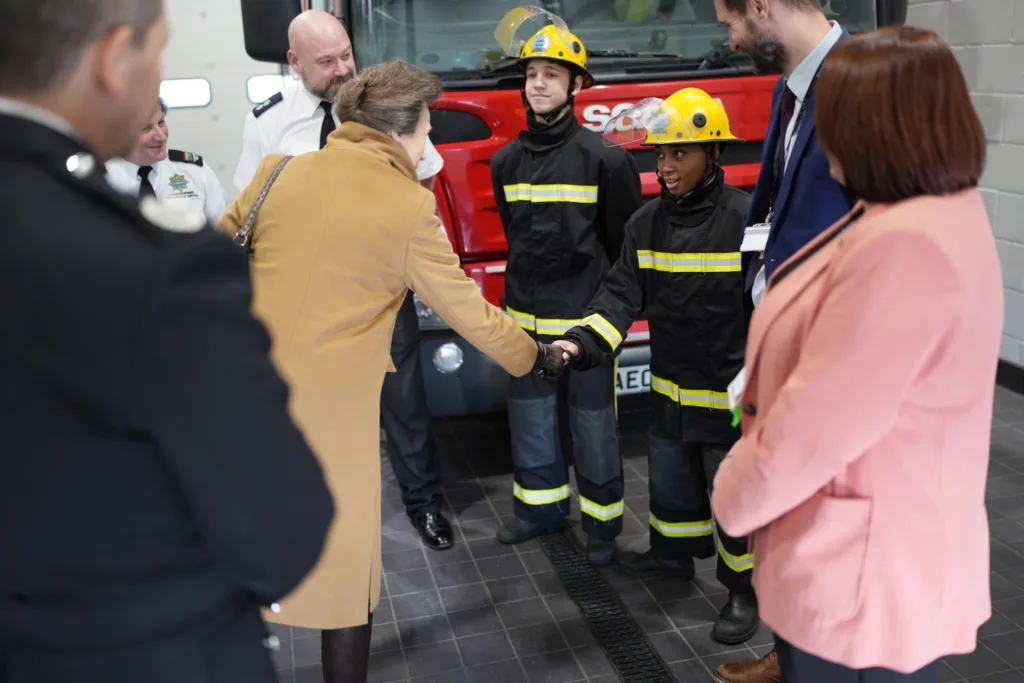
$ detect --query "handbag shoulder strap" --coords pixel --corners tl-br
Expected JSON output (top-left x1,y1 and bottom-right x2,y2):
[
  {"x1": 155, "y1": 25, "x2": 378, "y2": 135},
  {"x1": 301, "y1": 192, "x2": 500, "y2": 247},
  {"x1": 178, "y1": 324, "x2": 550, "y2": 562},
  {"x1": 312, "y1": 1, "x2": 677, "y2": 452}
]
[{"x1": 233, "y1": 154, "x2": 294, "y2": 252}]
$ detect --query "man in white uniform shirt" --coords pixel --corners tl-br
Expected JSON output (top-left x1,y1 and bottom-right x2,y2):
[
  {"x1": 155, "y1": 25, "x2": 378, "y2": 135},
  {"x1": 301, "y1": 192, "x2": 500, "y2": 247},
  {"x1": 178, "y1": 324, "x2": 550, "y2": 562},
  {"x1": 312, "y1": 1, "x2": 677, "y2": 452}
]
[
  {"x1": 234, "y1": 9, "x2": 455, "y2": 552},
  {"x1": 233, "y1": 10, "x2": 443, "y2": 191},
  {"x1": 106, "y1": 98, "x2": 227, "y2": 223}
]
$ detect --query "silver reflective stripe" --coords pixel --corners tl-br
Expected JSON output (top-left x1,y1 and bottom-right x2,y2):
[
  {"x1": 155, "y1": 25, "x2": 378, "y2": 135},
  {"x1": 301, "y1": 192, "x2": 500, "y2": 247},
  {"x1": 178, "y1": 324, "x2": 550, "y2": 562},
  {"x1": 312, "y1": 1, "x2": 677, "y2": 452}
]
[
  {"x1": 649, "y1": 514, "x2": 714, "y2": 538},
  {"x1": 636, "y1": 251, "x2": 742, "y2": 272},
  {"x1": 579, "y1": 497, "x2": 625, "y2": 522}
]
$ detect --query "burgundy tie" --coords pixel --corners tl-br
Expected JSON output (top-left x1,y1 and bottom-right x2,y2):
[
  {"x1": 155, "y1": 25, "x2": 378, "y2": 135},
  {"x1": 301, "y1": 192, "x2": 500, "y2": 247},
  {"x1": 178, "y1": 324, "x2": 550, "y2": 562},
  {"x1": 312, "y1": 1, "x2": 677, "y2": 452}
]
[
  {"x1": 776, "y1": 86, "x2": 797, "y2": 180},
  {"x1": 748, "y1": 86, "x2": 798, "y2": 293}
]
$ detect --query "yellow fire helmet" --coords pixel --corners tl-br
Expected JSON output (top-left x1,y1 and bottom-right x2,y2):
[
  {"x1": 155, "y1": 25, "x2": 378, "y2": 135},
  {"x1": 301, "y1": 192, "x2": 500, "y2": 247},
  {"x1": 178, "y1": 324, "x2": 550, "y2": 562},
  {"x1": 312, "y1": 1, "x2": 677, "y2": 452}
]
[
  {"x1": 602, "y1": 88, "x2": 745, "y2": 147},
  {"x1": 495, "y1": 6, "x2": 594, "y2": 89}
]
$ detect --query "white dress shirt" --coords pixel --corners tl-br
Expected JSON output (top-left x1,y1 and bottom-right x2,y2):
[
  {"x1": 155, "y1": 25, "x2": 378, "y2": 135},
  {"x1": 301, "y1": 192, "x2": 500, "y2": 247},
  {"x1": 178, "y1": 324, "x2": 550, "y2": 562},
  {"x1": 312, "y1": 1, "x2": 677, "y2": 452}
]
[
  {"x1": 752, "y1": 21, "x2": 843, "y2": 308},
  {"x1": 233, "y1": 77, "x2": 444, "y2": 192},
  {"x1": 105, "y1": 154, "x2": 228, "y2": 224}
]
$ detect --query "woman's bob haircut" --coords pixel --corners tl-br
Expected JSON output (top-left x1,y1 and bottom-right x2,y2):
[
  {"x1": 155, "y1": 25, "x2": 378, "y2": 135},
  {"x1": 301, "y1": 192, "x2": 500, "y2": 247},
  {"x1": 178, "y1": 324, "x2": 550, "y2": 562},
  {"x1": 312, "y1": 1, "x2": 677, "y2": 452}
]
[{"x1": 816, "y1": 26, "x2": 986, "y2": 203}]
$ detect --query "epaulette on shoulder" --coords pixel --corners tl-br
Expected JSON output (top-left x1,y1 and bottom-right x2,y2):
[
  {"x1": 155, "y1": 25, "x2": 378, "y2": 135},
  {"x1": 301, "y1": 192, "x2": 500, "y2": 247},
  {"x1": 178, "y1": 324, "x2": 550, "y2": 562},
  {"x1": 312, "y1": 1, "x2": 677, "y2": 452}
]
[
  {"x1": 252, "y1": 91, "x2": 284, "y2": 119},
  {"x1": 168, "y1": 149, "x2": 204, "y2": 166}
]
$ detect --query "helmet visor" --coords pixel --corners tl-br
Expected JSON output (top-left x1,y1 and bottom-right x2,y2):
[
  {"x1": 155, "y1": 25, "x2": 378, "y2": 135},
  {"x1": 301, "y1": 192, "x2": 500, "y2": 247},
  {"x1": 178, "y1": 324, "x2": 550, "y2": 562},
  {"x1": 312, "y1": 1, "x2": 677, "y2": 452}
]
[
  {"x1": 602, "y1": 98, "x2": 697, "y2": 147},
  {"x1": 495, "y1": 6, "x2": 575, "y2": 59}
]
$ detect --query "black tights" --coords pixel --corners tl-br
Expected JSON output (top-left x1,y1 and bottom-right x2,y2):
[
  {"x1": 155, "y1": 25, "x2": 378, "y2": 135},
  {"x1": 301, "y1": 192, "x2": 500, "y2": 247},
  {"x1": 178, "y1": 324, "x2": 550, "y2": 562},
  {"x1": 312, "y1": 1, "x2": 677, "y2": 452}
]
[{"x1": 321, "y1": 612, "x2": 373, "y2": 683}]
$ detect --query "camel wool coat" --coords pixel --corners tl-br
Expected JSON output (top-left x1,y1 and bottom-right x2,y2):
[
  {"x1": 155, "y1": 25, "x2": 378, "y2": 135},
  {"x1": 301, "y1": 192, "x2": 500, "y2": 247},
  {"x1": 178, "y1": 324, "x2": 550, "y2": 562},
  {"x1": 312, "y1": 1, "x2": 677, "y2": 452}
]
[{"x1": 219, "y1": 122, "x2": 538, "y2": 629}]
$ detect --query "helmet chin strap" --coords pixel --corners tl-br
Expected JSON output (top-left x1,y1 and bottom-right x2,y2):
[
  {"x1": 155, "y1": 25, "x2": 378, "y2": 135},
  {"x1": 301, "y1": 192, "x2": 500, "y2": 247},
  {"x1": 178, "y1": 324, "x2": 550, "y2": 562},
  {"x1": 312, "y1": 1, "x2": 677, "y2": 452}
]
[{"x1": 522, "y1": 90, "x2": 576, "y2": 128}]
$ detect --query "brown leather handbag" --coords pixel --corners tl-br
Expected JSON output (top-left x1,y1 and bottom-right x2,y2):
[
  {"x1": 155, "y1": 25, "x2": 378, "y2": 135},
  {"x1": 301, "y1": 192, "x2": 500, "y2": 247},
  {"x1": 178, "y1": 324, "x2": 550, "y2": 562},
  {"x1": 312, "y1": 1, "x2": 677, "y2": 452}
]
[{"x1": 232, "y1": 155, "x2": 294, "y2": 258}]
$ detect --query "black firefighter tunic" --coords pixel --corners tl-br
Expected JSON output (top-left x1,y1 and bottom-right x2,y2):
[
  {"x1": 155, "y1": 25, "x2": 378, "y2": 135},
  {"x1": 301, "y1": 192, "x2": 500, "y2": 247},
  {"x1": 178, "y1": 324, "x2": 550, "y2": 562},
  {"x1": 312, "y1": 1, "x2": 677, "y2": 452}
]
[
  {"x1": 565, "y1": 167, "x2": 752, "y2": 445},
  {"x1": 491, "y1": 113, "x2": 642, "y2": 335}
]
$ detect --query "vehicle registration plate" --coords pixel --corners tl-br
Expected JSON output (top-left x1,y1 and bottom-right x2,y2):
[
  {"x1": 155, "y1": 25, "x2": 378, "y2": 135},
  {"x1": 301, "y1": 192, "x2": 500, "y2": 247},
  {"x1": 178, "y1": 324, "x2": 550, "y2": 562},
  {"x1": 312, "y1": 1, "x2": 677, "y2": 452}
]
[{"x1": 616, "y1": 364, "x2": 651, "y2": 396}]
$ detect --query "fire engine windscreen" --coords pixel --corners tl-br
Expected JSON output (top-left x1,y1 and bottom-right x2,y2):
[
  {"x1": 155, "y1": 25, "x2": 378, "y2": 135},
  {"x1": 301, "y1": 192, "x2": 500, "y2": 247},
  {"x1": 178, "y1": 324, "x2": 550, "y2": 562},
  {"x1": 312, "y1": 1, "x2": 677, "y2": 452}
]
[{"x1": 348, "y1": 0, "x2": 879, "y2": 76}]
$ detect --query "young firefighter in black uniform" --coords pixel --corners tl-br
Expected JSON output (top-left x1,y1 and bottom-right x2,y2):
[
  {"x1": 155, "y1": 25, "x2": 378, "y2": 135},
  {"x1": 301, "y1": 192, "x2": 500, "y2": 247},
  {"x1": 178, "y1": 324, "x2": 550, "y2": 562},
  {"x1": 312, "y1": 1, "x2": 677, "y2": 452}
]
[
  {"x1": 490, "y1": 7, "x2": 643, "y2": 565},
  {"x1": 555, "y1": 89, "x2": 758, "y2": 644}
]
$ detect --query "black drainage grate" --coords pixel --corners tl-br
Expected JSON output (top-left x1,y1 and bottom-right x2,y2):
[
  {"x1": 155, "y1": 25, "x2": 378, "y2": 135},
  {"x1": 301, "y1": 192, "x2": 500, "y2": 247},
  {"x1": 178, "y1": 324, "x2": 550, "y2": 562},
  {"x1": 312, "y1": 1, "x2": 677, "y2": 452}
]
[{"x1": 538, "y1": 532, "x2": 677, "y2": 682}]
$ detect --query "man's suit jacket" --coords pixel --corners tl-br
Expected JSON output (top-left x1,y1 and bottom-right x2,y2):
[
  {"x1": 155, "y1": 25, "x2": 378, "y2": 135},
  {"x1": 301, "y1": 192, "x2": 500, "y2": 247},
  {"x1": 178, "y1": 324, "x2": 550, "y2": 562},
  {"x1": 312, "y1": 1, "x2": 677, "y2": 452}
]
[
  {"x1": 0, "y1": 111, "x2": 333, "y2": 683},
  {"x1": 746, "y1": 32, "x2": 853, "y2": 281}
]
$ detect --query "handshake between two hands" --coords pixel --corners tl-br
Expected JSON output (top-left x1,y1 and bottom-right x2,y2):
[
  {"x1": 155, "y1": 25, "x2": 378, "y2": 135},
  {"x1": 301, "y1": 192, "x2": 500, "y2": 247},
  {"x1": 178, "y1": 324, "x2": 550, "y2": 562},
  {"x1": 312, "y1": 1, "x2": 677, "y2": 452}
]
[{"x1": 532, "y1": 340, "x2": 580, "y2": 379}]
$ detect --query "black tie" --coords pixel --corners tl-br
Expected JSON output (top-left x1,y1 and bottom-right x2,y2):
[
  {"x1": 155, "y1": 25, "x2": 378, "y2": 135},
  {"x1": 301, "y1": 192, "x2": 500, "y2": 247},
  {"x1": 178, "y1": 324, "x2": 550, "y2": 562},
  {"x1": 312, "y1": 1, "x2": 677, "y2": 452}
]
[
  {"x1": 138, "y1": 166, "x2": 156, "y2": 198},
  {"x1": 319, "y1": 101, "x2": 336, "y2": 149}
]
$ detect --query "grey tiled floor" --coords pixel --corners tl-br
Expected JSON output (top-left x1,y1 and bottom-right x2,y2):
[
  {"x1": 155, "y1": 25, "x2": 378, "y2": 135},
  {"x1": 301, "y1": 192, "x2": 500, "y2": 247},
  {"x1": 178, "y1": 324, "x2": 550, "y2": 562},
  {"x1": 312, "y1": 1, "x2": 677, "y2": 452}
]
[{"x1": 272, "y1": 387, "x2": 1024, "y2": 683}]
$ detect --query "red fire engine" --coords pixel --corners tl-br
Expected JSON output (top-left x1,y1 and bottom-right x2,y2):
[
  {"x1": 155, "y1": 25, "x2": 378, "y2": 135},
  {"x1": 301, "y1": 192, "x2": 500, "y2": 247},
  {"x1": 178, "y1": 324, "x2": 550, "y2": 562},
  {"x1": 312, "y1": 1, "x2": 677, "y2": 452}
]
[{"x1": 241, "y1": 0, "x2": 908, "y2": 417}]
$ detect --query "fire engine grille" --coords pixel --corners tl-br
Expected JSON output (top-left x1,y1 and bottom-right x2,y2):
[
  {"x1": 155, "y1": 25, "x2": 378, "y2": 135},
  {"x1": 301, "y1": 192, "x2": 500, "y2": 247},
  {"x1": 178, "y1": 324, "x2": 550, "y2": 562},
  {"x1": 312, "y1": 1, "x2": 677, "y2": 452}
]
[{"x1": 538, "y1": 532, "x2": 677, "y2": 683}]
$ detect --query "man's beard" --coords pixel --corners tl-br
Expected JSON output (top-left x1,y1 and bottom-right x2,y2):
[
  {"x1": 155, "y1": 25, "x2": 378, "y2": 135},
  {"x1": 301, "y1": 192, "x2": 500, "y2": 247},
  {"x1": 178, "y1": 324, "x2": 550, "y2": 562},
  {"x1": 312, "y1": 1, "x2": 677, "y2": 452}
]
[
  {"x1": 306, "y1": 73, "x2": 353, "y2": 102},
  {"x1": 744, "y1": 20, "x2": 787, "y2": 74}
]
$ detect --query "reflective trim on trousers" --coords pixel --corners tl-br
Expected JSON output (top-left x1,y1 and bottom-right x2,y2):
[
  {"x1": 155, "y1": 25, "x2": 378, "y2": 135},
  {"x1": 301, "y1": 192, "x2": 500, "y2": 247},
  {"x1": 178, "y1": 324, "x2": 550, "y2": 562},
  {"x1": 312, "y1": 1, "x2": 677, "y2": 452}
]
[
  {"x1": 717, "y1": 537, "x2": 754, "y2": 573},
  {"x1": 579, "y1": 496, "x2": 625, "y2": 522},
  {"x1": 649, "y1": 513, "x2": 714, "y2": 538},
  {"x1": 513, "y1": 482, "x2": 572, "y2": 506}
]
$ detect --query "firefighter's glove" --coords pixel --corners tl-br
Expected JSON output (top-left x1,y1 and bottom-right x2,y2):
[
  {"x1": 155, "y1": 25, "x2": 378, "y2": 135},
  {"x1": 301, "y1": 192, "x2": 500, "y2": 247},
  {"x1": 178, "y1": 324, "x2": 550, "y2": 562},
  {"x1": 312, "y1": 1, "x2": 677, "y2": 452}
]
[{"x1": 534, "y1": 342, "x2": 566, "y2": 379}]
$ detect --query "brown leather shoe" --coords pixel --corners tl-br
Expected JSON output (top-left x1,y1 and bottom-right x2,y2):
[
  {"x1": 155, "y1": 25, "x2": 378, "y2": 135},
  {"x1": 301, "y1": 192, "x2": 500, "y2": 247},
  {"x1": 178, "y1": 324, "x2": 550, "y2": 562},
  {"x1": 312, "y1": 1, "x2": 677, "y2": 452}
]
[{"x1": 714, "y1": 649, "x2": 783, "y2": 683}]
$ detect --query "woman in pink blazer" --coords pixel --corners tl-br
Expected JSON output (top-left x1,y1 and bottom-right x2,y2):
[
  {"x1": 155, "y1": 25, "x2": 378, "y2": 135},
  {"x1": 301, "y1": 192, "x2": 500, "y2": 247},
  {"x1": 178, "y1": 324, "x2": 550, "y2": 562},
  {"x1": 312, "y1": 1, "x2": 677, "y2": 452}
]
[{"x1": 711, "y1": 26, "x2": 1002, "y2": 683}]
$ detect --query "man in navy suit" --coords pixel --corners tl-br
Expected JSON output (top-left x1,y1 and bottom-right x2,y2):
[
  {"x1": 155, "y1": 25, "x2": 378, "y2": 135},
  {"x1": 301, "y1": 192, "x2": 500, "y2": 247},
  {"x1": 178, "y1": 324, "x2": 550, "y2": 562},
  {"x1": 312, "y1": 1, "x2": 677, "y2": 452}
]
[
  {"x1": 711, "y1": 0, "x2": 852, "y2": 681},
  {"x1": 718, "y1": 0, "x2": 853, "y2": 308}
]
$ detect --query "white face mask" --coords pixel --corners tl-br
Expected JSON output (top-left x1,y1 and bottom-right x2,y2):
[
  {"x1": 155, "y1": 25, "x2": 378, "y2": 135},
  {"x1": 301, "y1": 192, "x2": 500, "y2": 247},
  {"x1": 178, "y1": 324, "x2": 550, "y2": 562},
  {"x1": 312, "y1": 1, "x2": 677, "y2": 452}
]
[{"x1": 751, "y1": 264, "x2": 767, "y2": 308}]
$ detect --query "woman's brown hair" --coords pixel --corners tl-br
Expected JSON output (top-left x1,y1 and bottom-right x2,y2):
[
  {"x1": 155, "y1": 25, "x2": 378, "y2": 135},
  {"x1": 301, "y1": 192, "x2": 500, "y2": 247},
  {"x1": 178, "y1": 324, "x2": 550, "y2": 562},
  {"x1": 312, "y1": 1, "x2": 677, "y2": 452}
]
[
  {"x1": 334, "y1": 58, "x2": 443, "y2": 137},
  {"x1": 815, "y1": 26, "x2": 986, "y2": 203}
]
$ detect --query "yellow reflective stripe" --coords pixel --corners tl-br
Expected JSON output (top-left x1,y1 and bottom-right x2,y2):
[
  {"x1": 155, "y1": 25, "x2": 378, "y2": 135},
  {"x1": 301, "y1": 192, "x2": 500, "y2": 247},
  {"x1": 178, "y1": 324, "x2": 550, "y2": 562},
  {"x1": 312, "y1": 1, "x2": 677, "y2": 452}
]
[
  {"x1": 582, "y1": 313, "x2": 623, "y2": 350},
  {"x1": 651, "y1": 374, "x2": 730, "y2": 410},
  {"x1": 513, "y1": 482, "x2": 571, "y2": 506},
  {"x1": 503, "y1": 183, "x2": 599, "y2": 204},
  {"x1": 649, "y1": 513, "x2": 714, "y2": 538},
  {"x1": 504, "y1": 306, "x2": 583, "y2": 336},
  {"x1": 718, "y1": 538, "x2": 754, "y2": 573},
  {"x1": 579, "y1": 496, "x2": 625, "y2": 522},
  {"x1": 505, "y1": 306, "x2": 537, "y2": 331},
  {"x1": 636, "y1": 250, "x2": 742, "y2": 273}
]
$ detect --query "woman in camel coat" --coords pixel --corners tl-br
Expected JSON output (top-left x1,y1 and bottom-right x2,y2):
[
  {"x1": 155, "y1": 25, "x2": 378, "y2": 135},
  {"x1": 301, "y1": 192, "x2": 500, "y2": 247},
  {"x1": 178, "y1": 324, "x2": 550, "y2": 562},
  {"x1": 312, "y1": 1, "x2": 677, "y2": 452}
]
[{"x1": 219, "y1": 59, "x2": 562, "y2": 683}]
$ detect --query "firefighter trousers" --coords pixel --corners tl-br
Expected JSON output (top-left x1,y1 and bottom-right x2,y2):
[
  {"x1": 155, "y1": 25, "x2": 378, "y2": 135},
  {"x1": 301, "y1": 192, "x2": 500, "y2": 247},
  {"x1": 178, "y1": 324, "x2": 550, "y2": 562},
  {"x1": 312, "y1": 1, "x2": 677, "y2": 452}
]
[
  {"x1": 647, "y1": 415, "x2": 752, "y2": 592},
  {"x1": 507, "y1": 357, "x2": 623, "y2": 540}
]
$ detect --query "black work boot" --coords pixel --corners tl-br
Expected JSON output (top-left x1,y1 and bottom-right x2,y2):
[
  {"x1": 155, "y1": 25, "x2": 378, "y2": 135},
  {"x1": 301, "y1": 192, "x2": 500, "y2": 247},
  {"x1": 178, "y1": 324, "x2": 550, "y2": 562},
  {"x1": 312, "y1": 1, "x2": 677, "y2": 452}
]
[
  {"x1": 496, "y1": 517, "x2": 565, "y2": 545},
  {"x1": 616, "y1": 550, "x2": 695, "y2": 580},
  {"x1": 711, "y1": 589, "x2": 759, "y2": 645},
  {"x1": 585, "y1": 536, "x2": 617, "y2": 566}
]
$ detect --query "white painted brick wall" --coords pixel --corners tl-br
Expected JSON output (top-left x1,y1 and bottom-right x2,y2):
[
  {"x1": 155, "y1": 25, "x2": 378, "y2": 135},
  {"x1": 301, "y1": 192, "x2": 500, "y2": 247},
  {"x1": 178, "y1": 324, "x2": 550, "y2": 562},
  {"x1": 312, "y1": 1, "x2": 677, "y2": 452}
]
[{"x1": 907, "y1": 0, "x2": 1024, "y2": 365}]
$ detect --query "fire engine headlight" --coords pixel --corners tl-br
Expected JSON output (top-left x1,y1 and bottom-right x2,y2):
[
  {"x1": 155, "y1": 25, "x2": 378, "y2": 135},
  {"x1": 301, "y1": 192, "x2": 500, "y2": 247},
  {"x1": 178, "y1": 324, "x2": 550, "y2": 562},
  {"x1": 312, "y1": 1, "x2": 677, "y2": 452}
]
[
  {"x1": 413, "y1": 293, "x2": 451, "y2": 331},
  {"x1": 433, "y1": 343, "x2": 464, "y2": 375}
]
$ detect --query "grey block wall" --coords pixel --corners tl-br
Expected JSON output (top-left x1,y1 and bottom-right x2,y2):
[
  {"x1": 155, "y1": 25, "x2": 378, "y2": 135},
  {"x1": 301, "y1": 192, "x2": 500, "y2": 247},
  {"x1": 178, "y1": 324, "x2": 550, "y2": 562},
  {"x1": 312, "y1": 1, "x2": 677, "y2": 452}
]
[{"x1": 906, "y1": 0, "x2": 1024, "y2": 365}]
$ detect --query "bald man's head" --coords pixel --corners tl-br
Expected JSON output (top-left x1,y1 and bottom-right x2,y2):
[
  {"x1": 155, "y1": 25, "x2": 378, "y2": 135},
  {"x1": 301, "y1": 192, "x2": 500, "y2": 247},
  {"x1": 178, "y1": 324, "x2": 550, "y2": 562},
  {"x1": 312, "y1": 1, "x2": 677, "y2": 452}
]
[{"x1": 286, "y1": 9, "x2": 356, "y2": 102}]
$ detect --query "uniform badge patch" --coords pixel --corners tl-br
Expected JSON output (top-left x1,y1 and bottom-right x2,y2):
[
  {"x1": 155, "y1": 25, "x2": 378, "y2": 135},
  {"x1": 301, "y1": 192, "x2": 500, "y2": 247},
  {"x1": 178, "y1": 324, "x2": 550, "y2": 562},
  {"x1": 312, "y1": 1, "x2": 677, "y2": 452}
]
[
  {"x1": 168, "y1": 174, "x2": 189, "y2": 192},
  {"x1": 139, "y1": 196, "x2": 206, "y2": 233}
]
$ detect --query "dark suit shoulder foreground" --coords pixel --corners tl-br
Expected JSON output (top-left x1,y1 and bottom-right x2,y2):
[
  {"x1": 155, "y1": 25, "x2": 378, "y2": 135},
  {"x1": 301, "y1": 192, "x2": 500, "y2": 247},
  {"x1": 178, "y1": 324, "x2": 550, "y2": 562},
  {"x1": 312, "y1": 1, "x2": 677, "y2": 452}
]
[{"x1": 0, "y1": 112, "x2": 333, "y2": 683}]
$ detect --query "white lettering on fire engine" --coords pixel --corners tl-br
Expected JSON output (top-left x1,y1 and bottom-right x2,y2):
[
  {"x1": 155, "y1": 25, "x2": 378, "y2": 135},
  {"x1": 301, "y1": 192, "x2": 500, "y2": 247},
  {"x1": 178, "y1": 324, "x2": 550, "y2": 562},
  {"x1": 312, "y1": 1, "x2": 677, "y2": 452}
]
[{"x1": 581, "y1": 98, "x2": 726, "y2": 133}]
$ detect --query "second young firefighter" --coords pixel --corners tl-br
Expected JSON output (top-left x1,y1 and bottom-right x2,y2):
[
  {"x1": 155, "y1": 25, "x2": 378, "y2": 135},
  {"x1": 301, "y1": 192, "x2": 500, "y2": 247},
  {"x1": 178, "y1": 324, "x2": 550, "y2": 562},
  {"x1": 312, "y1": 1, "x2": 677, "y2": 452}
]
[
  {"x1": 555, "y1": 89, "x2": 759, "y2": 644},
  {"x1": 490, "y1": 7, "x2": 643, "y2": 565}
]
